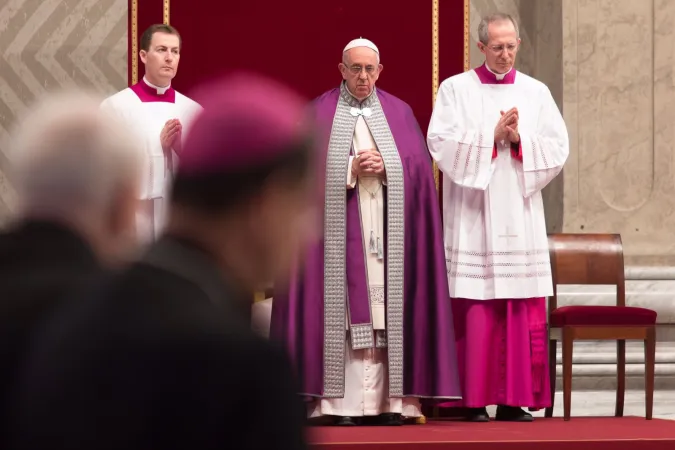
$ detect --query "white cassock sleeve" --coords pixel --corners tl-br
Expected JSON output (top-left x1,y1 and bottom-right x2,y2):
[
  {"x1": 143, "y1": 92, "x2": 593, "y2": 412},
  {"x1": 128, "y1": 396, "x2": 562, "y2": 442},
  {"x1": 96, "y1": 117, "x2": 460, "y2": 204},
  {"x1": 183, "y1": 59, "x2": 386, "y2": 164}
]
[
  {"x1": 427, "y1": 80, "x2": 496, "y2": 190},
  {"x1": 169, "y1": 105, "x2": 202, "y2": 175},
  {"x1": 99, "y1": 98, "x2": 158, "y2": 200},
  {"x1": 346, "y1": 156, "x2": 357, "y2": 189},
  {"x1": 517, "y1": 86, "x2": 569, "y2": 198},
  {"x1": 143, "y1": 130, "x2": 167, "y2": 200}
]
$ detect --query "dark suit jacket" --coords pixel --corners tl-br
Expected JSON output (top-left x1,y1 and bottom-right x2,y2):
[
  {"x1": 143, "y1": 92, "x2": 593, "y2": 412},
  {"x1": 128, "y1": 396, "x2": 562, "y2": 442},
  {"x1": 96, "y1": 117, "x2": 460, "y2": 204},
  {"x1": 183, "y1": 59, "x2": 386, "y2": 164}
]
[
  {"x1": 0, "y1": 221, "x2": 103, "y2": 443},
  {"x1": 10, "y1": 236, "x2": 307, "y2": 450}
]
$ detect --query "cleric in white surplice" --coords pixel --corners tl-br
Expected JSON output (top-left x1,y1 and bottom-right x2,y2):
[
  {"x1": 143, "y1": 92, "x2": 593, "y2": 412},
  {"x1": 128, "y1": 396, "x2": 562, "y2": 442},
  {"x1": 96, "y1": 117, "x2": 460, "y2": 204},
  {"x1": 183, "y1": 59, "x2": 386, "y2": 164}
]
[
  {"x1": 101, "y1": 24, "x2": 202, "y2": 243},
  {"x1": 427, "y1": 13, "x2": 569, "y2": 423}
]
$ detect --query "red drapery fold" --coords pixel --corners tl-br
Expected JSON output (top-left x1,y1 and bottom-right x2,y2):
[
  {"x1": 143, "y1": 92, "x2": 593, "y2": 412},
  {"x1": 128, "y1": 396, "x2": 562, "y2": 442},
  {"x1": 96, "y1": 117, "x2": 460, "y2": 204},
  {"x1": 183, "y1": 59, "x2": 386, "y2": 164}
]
[{"x1": 164, "y1": 0, "x2": 466, "y2": 133}]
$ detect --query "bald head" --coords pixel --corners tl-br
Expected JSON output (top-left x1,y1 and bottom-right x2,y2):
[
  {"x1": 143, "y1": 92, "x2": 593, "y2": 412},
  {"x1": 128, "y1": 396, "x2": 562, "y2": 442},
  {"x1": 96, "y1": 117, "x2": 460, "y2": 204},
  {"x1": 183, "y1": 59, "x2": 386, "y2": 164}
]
[{"x1": 7, "y1": 90, "x2": 144, "y2": 260}]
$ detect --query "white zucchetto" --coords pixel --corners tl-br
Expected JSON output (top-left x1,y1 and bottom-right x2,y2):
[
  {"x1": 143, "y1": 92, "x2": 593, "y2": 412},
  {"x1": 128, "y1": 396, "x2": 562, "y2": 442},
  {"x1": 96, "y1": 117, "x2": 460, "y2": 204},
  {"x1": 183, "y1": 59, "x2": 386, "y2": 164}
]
[{"x1": 343, "y1": 38, "x2": 379, "y2": 54}]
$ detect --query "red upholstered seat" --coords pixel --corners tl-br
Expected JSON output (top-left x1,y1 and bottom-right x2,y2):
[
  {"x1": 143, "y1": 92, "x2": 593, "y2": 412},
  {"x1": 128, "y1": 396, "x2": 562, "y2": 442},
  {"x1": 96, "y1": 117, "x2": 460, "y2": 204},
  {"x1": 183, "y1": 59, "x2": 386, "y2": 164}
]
[{"x1": 550, "y1": 306, "x2": 658, "y2": 327}]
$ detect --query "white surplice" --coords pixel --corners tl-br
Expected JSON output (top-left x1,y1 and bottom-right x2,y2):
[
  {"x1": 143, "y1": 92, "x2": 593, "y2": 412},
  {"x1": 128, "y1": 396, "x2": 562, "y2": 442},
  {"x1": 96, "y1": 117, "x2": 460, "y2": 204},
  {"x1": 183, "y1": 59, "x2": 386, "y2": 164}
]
[
  {"x1": 427, "y1": 69, "x2": 569, "y2": 301},
  {"x1": 308, "y1": 114, "x2": 421, "y2": 419},
  {"x1": 101, "y1": 78, "x2": 202, "y2": 243}
]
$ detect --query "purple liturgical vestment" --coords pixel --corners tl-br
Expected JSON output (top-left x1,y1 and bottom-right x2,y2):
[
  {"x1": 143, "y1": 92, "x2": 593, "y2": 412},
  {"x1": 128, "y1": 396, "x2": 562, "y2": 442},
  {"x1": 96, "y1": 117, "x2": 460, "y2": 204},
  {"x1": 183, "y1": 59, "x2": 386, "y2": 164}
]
[{"x1": 270, "y1": 83, "x2": 462, "y2": 402}]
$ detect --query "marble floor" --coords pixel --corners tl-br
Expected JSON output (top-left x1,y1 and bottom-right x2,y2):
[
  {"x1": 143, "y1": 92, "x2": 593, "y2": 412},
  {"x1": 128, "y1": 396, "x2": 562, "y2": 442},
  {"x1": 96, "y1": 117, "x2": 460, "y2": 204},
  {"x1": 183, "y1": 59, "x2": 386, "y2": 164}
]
[{"x1": 484, "y1": 389, "x2": 675, "y2": 420}]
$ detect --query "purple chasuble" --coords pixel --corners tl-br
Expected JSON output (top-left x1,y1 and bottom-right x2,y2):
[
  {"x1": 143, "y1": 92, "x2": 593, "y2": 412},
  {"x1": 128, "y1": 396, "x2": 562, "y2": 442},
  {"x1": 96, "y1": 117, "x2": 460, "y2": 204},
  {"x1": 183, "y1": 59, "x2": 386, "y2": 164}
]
[
  {"x1": 270, "y1": 83, "x2": 462, "y2": 402},
  {"x1": 130, "y1": 78, "x2": 177, "y2": 103}
]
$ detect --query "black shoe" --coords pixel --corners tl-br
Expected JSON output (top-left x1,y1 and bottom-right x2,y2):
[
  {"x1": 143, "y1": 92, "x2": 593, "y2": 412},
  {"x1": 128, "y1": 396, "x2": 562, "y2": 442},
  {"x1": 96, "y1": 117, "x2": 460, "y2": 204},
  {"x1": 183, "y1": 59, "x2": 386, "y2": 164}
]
[
  {"x1": 465, "y1": 407, "x2": 490, "y2": 422},
  {"x1": 495, "y1": 406, "x2": 534, "y2": 422},
  {"x1": 378, "y1": 413, "x2": 404, "y2": 426},
  {"x1": 333, "y1": 416, "x2": 357, "y2": 426}
]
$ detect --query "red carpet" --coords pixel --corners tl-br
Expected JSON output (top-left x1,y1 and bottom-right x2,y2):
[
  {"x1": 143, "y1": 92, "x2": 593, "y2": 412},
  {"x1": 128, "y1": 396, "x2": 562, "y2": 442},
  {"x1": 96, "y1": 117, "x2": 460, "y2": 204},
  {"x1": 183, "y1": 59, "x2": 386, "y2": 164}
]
[{"x1": 308, "y1": 417, "x2": 675, "y2": 449}]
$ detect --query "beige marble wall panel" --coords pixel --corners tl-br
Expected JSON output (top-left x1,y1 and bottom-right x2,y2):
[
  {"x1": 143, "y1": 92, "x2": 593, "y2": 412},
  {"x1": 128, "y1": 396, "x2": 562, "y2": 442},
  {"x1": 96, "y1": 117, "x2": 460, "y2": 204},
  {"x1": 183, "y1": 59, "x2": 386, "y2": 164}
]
[
  {"x1": 0, "y1": 0, "x2": 128, "y2": 223},
  {"x1": 563, "y1": 0, "x2": 675, "y2": 264},
  {"x1": 468, "y1": 0, "x2": 559, "y2": 97}
]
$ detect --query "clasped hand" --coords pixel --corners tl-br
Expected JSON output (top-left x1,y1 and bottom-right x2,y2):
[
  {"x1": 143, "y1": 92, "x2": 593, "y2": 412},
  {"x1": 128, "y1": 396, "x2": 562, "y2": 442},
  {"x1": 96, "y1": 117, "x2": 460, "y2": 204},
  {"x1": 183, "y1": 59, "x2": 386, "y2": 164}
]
[
  {"x1": 160, "y1": 118, "x2": 183, "y2": 155},
  {"x1": 494, "y1": 107, "x2": 520, "y2": 143},
  {"x1": 352, "y1": 149, "x2": 385, "y2": 177}
]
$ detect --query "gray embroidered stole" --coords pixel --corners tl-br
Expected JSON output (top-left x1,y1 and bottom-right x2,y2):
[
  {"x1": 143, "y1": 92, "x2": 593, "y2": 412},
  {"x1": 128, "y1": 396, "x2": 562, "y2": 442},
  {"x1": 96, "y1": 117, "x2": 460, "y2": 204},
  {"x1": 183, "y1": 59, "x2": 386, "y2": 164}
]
[{"x1": 323, "y1": 83, "x2": 405, "y2": 398}]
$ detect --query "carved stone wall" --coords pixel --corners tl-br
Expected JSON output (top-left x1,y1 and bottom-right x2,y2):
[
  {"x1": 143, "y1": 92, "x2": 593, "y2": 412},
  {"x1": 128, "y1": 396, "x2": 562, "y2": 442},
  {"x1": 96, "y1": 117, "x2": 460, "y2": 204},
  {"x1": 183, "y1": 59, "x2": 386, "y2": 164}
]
[
  {"x1": 0, "y1": 0, "x2": 128, "y2": 222},
  {"x1": 562, "y1": 0, "x2": 674, "y2": 266}
]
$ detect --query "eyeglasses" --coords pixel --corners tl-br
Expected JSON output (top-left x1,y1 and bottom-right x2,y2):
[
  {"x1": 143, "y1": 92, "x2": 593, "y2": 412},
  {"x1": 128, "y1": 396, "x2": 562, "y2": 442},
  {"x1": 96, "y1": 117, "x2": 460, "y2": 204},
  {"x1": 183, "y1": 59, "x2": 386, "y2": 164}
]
[
  {"x1": 484, "y1": 43, "x2": 518, "y2": 54},
  {"x1": 348, "y1": 65, "x2": 377, "y2": 75}
]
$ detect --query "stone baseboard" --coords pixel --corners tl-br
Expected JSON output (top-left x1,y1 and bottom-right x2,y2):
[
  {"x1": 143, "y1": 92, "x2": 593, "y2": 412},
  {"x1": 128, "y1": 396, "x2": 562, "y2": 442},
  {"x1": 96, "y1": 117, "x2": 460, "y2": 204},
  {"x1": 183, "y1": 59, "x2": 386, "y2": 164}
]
[{"x1": 514, "y1": 390, "x2": 675, "y2": 420}]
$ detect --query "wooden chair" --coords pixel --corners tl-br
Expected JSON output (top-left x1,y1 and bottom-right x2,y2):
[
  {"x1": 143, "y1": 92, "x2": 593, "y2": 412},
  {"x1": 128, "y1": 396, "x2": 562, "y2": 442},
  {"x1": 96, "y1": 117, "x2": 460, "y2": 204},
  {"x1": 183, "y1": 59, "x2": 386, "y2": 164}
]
[{"x1": 545, "y1": 234, "x2": 657, "y2": 421}]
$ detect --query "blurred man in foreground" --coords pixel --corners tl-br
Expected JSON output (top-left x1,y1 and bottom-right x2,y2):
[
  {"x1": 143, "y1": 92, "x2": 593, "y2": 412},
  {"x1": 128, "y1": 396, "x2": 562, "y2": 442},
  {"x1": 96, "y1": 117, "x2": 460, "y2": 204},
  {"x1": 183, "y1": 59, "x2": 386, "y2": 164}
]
[
  {"x1": 10, "y1": 73, "x2": 315, "y2": 450},
  {"x1": 0, "y1": 91, "x2": 143, "y2": 443}
]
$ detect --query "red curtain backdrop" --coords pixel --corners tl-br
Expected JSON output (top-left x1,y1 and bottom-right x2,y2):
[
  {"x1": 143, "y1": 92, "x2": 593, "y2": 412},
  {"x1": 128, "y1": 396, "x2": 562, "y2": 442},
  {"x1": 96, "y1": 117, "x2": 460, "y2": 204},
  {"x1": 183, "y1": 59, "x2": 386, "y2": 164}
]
[
  {"x1": 437, "y1": 0, "x2": 468, "y2": 206},
  {"x1": 440, "y1": 0, "x2": 468, "y2": 81},
  {"x1": 158, "y1": 0, "x2": 468, "y2": 132}
]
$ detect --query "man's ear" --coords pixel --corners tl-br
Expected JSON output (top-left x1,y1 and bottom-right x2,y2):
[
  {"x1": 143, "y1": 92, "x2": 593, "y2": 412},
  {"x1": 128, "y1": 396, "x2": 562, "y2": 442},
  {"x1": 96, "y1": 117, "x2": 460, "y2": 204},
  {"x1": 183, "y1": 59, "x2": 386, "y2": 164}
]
[{"x1": 139, "y1": 49, "x2": 147, "y2": 64}]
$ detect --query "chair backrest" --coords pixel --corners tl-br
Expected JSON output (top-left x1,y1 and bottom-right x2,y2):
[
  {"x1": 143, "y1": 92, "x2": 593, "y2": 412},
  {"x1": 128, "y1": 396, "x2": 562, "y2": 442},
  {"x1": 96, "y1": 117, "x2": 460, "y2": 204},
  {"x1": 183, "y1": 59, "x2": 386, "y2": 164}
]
[{"x1": 547, "y1": 233, "x2": 625, "y2": 310}]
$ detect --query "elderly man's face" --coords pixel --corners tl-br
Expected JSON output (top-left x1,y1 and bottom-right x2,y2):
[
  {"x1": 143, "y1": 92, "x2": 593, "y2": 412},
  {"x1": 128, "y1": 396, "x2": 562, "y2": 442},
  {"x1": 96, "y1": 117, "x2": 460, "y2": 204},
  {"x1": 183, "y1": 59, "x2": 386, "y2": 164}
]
[
  {"x1": 339, "y1": 47, "x2": 382, "y2": 100},
  {"x1": 478, "y1": 20, "x2": 520, "y2": 74}
]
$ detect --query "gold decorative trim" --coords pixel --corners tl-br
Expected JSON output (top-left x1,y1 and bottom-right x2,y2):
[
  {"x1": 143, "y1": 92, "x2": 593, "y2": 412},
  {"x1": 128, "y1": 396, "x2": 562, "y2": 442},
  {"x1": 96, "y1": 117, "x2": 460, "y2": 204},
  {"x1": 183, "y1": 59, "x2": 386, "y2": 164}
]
[
  {"x1": 163, "y1": 0, "x2": 170, "y2": 25},
  {"x1": 432, "y1": 0, "x2": 439, "y2": 190},
  {"x1": 131, "y1": 0, "x2": 138, "y2": 85},
  {"x1": 464, "y1": 0, "x2": 470, "y2": 71},
  {"x1": 432, "y1": 0, "x2": 439, "y2": 106}
]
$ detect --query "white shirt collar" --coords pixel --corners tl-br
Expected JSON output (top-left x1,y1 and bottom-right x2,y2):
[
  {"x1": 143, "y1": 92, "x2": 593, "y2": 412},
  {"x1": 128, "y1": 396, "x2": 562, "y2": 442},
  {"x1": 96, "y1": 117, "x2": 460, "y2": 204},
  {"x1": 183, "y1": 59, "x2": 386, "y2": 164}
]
[
  {"x1": 143, "y1": 76, "x2": 171, "y2": 95},
  {"x1": 485, "y1": 64, "x2": 512, "y2": 81}
]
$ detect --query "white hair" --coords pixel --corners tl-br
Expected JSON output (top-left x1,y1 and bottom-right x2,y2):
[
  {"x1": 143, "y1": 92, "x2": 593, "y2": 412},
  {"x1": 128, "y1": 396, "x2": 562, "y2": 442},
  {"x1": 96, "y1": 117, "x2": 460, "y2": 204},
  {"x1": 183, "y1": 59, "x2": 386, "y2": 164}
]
[{"x1": 7, "y1": 89, "x2": 145, "y2": 220}]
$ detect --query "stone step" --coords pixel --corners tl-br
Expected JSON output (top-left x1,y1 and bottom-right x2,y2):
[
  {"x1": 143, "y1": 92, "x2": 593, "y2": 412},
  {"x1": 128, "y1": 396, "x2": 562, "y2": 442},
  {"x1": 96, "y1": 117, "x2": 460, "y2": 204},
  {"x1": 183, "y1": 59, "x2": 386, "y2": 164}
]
[
  {"x1": 553, "y1": 375, "x2": 674, "y2": 390},
  {"x1": 519, "y1": 389, "x2": 675, "y2": 420},
  {"x1": 553, "y1": 363, "x2": 675, "y2": 376},
  {"x1": 553, "y1": 351, "x2": 675, "y2": 364}
]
